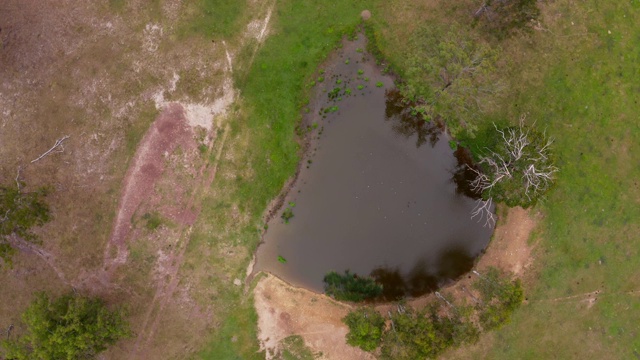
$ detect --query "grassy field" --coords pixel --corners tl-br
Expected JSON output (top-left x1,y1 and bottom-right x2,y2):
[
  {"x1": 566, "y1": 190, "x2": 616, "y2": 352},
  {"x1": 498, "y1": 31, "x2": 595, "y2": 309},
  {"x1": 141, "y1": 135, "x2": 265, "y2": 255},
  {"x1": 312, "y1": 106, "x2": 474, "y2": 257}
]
[
  {"x1": 186, "y1": 1, "x2": 377, "y2": 358},
  {"x1": 474, "y1": 1, "x2": 640, "y2": 358},
  {"x1": 369, "y1": 0, "x2": 640, "y2": 358},
  {"x1": 191, "y1": 0, "x2": 640, "y2": 358},
  {"x1": 2, "y1": 0, "x2": 638, "y2": 358}
]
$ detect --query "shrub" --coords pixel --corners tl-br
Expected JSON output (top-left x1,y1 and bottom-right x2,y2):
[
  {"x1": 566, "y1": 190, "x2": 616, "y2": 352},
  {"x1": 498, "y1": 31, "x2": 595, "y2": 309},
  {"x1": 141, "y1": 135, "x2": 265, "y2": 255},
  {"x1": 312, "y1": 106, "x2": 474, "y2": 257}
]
[
  {"x1": 473, "y1": 267, "x2": 525, "y2": 330},
  {"x1": 342, "y1": 308, "x2": 385, "y2": 351},
  {"x1": 1, "y1": 293, "x2": 130, "y2": 359}
]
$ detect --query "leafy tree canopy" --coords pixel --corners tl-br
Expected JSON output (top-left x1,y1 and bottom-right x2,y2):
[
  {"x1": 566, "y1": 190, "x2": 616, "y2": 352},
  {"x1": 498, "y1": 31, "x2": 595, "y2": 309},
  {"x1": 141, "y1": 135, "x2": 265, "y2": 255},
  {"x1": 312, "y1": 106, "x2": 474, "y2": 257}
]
[
  {"x1": 401, "y1": 23, "x2": 501, "y2": 137},
  {"x1": 342, "y1": 307, "x2": 385, "y2": 352},
  {"x1": 1, "y1": 293, "x2": 130, "y2": 360}
]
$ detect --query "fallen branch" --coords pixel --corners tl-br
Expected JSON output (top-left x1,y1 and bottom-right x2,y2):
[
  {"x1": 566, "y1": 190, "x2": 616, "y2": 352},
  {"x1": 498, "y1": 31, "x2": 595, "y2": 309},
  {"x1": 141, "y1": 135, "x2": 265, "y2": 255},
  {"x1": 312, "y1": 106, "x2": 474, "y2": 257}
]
[
  {"x1": 31, "y1": 135, "x2": 70, "y2": 163},
  {"x1": 15, "y1": 165, "x2": 22, "y2": 191},
  {"x1": 471, "y1": 198, "x2": 496, "y2": 227}
]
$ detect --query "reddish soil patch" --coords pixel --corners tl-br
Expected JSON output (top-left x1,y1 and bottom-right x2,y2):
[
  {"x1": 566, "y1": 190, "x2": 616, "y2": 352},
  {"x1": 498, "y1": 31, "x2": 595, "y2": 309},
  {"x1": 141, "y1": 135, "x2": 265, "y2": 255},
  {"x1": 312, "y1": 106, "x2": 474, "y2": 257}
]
[{"x1": 104, "y1": 103, "x2": 196, "y2": 270}]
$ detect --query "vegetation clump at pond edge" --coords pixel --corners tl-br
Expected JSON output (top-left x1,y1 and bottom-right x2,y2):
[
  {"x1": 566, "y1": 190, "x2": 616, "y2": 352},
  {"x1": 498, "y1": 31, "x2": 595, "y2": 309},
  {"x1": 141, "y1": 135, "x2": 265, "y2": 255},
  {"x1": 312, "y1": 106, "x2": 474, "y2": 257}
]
[
  {"x1": 324, "y1": 270, "x2": 383, "y2": 302},
  {"x1": 342, "y1": 267, "x2": 523, "y2": 359}
]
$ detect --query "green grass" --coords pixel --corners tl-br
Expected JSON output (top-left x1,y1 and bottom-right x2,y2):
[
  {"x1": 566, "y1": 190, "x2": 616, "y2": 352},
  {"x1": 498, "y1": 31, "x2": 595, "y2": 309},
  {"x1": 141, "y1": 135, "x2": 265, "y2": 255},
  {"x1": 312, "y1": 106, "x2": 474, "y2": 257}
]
[
  {"x1": 179, "y1": 0, "x2": 248, "y2": 38},
  {"x1": 438, "y1": 1, "x2": 640, "y2": 358},
  {"x1": 365, "y1": 0, "x2": 640, "y2": 358},
  {"x1": 280, "y1": 336, "x2": 317, "y2": 360},
  {"x1": 192, "y1": 1, "x2": 375, "y2": 358},
  {"x1": 197, "y1": 294, "x2": 264, "y2": 360},
  {"x1": 188, "y1": 0, "x2": 640, "y2": 358}
]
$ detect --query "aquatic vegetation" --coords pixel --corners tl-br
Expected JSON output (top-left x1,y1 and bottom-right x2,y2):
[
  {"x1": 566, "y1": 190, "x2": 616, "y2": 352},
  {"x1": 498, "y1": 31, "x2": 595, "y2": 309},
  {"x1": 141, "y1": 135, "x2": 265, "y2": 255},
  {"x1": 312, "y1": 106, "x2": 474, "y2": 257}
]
[{"x1": 281, "y1": 202, "x2": 296, "y2": 223}]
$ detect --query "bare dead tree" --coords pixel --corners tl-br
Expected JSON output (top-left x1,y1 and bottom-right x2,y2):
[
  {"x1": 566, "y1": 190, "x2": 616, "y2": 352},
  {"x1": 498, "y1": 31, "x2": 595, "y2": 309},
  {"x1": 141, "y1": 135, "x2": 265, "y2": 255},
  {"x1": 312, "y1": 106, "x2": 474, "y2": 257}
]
[
  {"x1": 468, "y1": 116, "x2": 557, "y2": 211},
  {"x1": 30, "y1": 135, "x2": 70, "y2": 163},
  {"x1": 471, "y1": 198, "x2": 496, "y2": 227}
]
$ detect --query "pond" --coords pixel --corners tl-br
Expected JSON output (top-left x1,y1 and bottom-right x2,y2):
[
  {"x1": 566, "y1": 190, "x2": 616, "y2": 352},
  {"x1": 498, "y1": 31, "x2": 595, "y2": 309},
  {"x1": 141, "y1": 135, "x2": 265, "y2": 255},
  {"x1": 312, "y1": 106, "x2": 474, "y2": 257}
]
[{"x1": 253, "y1": 35, "x2": 494, "y2": 300}]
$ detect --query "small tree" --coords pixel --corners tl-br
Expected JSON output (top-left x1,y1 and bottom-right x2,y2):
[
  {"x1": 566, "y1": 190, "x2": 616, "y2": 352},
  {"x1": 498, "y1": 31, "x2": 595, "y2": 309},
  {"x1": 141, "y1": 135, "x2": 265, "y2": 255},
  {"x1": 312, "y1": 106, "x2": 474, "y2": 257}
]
[
  {"x1": 0, "y1": 185, "x2": 50, "y2": 265},
  {"x1": 469, "y1": 118, "x2": 557, "y2": 224},
  {"x1": 473, "y1": 267, "x2": 524, "y2": 330},
  {"x1": 342, "y1": 308, "x2": 385, "y2": 352},
  {"x1": 403, "y1": 23, "x2": 501, "y2": 136},
  {"x1": 1, "y1": 293, "x2": 130, "y2": 359}
]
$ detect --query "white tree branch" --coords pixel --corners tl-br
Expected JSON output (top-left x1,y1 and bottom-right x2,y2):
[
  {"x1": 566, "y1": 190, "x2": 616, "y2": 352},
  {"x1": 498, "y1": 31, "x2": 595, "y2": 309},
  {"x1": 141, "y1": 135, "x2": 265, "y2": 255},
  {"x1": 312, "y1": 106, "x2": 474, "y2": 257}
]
[{"x1": 30, "y1": 135, "x2": 70, "y2": 163}]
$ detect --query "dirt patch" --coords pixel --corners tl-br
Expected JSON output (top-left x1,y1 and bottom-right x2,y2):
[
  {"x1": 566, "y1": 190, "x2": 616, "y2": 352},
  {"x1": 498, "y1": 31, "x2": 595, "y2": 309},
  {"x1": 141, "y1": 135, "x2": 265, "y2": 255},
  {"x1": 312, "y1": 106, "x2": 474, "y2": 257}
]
[
  {"x1": 475, "y1": 206, "x2": 538, "y2": 275},
  {"x1": 254, "y1": 274, "x2": 376, "y2": 360},
  {"x1": 103, "y1": 103, "x2": 196, "y2": 271}
]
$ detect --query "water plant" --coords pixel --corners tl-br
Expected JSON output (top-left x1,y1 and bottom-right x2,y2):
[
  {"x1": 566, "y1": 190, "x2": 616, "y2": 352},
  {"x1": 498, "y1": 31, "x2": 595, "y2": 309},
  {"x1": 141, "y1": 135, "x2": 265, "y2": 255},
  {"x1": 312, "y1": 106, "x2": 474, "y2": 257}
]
[
  {"x1": 328, "y1": 87, "x2": 341, "y2": 99},
  {"x1": 357, "y1": 85, "x2": 364, "y2": 90},
  {"x1": 281, "y1": 202, "x2": 296, "y2": 223},
  {"x1": 345, "y1": 59, "x2": 350, "y2": 64},
  {"x1": 376, "y1": 81, "x2": 384, "y2": 88},
  {"x1": 277, "y1": 255, "x2": 287, "y2": 263},
  {"x1": 357, "y1": 69, "x2": 364, "y2": 75},
  {"x1": 336, "y1": 79, "x2": 343, "y2": 85}
]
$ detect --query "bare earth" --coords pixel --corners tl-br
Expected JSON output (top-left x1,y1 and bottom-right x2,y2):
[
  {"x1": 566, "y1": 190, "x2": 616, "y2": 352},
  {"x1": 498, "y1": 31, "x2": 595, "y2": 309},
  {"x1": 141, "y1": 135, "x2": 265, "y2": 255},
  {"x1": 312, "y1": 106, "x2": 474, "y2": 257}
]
[
  {"x1": 253, "y1": 206, "x2": 539, "y2": 358},
  {"x1": 254, "y1": 274, "x2": 376, "y2": 360}
]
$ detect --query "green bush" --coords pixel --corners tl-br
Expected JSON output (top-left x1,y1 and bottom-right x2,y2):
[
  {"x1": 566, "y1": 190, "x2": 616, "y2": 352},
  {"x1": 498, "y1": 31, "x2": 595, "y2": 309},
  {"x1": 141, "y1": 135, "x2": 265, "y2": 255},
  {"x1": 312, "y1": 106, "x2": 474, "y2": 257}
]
[
  {"x1": 342, "y1": 308, "x2": 385, "y2": 352},
  {"x1": 1, "y1": 293, "x2": 130, "y2": 359},
  {"x1": 473, "y1": 267, "x2": 524, "y2": 330},
  {"x1": 323, "y1": 270, "x2": 382, "y2": 302}
]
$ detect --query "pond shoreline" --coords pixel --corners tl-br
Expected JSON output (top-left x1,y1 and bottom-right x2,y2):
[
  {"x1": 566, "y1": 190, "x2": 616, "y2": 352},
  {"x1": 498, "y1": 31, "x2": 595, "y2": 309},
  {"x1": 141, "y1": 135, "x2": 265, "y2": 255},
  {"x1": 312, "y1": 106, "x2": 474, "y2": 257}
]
[{"x1": 250, "y1": 30, "x2": 494, "y2": 299}]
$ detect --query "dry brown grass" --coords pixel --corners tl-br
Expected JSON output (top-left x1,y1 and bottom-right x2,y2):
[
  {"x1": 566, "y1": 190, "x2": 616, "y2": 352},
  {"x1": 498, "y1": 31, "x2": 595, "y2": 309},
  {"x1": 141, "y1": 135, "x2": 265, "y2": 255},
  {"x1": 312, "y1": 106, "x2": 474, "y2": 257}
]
[{"x1": 0, "y1": 0, "x2": 257, "y2": 358}]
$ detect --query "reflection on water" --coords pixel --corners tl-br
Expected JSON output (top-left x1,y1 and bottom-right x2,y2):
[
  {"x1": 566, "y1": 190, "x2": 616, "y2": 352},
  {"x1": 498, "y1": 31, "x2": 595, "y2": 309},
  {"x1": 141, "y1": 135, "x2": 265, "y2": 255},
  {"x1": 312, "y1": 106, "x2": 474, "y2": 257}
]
[
  {"x1": 452, "y1": 147, "x2": 483, "y2": 200},
  {"x1": 371, "y1": 247, "x2": 475, "y2": 300},
  {"x1": 384, "y1": 89, "x2": 442, "y2": 149}
]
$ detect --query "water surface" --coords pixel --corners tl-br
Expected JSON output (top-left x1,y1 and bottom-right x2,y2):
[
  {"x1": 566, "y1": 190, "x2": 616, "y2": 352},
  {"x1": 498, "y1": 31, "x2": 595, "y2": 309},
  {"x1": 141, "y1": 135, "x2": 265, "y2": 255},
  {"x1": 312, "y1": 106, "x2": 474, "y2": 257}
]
[{"x1": 254, "y1": 36, "x2": 493, "y2": 300}]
